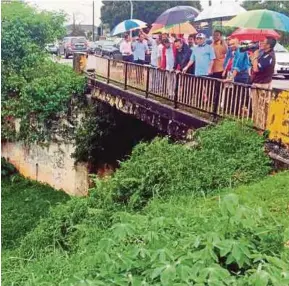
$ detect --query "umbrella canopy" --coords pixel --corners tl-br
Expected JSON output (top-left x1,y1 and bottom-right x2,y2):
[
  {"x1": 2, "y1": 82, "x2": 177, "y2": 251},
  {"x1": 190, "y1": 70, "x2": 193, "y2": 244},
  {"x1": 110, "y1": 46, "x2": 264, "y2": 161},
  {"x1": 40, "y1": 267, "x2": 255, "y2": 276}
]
[
  {"x1": 154, "y1": 6, "x2": 199, "y2": 26},
  {"x1": 195, "y1": 3, "x2": 246, "y2": 22},
  {"x1": 111, "y1": 19, "x2": 147, "y2": 36},
  {"x1": 225, "y1": 9, "x2": 289, "y2": 32},
  {"x1": 149, "y1": 22, "x2": 197, "y2": 35},
  {"x1": 230, "y1": 28, "x2": 280, "y2": 41}
]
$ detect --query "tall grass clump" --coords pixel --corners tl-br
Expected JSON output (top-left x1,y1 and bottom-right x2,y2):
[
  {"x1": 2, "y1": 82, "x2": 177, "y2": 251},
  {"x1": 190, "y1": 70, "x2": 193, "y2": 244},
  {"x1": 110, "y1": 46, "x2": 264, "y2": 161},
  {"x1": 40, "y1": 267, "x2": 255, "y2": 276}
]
[{"x1": 91, "y1": 120, "x2": 271, "y2": 209}]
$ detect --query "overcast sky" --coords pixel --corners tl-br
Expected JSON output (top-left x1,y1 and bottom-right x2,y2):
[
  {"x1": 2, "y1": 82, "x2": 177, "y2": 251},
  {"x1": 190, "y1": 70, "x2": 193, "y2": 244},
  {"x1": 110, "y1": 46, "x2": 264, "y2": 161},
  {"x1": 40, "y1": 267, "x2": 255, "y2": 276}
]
[{"x1": 27, "y1": 0, "x2": 241, "y2": 26}]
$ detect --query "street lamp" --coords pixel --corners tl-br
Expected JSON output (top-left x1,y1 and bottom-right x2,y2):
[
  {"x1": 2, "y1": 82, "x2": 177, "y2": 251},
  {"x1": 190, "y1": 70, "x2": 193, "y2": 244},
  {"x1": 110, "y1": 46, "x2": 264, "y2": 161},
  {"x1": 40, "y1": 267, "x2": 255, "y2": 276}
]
[{"x1": 129, "y1": 0, "x2": 133, "y2": 37}]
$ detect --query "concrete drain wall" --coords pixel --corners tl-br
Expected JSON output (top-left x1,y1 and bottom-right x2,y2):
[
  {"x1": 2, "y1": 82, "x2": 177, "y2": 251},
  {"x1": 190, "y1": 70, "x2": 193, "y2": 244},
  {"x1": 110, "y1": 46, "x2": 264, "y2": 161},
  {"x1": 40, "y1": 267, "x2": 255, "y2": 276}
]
[{"x1": 2, "y1": 142, "x2": 89, "y2": 196}]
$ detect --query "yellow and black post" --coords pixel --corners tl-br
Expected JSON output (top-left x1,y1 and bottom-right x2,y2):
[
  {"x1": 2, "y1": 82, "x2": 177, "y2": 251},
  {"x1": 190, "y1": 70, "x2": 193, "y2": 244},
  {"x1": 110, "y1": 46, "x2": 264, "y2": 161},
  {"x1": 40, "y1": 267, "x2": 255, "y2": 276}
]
[{"x1": 73, "y1": 52, "x2": 87, "y2": 74}]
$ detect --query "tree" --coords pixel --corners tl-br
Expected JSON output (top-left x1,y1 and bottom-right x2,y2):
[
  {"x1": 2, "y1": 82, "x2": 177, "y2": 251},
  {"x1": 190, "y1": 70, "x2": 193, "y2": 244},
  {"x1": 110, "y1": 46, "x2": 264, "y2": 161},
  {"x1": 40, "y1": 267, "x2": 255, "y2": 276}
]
[
  {"x1": 101, "y1": 0, "x2": 202, "y2": 30},
  {"x1": 242, "y1": 1, "x2": 289, "y2": 46},
  {"x1": 1, "y1": 2, "x2": 85, "y2": 143},
  {"x1": 242, "y1": 1, "x2": 289, "y2": 16}
]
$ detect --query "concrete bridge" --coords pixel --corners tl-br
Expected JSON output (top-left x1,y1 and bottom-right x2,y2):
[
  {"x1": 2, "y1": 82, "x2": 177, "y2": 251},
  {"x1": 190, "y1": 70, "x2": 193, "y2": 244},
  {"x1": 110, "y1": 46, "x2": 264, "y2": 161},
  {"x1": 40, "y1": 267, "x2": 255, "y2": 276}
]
[{"x1": 82, "y1": 55, "x2": 289, "y2": 142}]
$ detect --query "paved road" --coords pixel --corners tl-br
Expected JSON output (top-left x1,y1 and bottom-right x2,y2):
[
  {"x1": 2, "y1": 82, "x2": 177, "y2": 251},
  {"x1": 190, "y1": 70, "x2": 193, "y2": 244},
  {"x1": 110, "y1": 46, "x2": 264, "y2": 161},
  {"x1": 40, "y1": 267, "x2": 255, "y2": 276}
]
[{"x1": 59, "y1": 55, "x2": 289, "y2": 90}]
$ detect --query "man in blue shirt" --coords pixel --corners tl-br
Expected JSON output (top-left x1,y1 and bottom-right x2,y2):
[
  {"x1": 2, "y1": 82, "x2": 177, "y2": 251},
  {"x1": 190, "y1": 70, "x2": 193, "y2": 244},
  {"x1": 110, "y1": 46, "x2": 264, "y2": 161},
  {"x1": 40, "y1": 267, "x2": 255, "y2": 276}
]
[
  {"x1": 132, "y1": 34, "x2": 149, "y2": 65},
  {"x1": 182, "y1": 33, "x2": 216, "y2": 76},
  {"x1": 223, "y1": 38, "x2": 251, "y2": 84}
]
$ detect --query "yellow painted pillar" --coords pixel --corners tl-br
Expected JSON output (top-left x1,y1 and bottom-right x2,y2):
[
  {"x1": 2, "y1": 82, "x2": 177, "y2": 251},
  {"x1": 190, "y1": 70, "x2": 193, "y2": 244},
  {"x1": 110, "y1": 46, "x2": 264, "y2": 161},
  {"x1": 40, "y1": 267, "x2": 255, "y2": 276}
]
[
  {"x1": 266, "y1": 90, "x2": 289, "y2": 144},
  {"x1": 73, "y1": 52, "x2": 87, "y2": 74}
]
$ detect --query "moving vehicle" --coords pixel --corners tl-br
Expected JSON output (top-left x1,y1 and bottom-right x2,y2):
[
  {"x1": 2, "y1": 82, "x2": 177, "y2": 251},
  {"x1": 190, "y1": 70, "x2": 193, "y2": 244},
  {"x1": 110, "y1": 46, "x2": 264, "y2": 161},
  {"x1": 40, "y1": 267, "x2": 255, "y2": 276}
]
[
  {"x1": 274, "y1": 43, "x2": 289, "y2": 79},
  {"x1": 58, "y1": 37, "x2": 88, "y2": 59},
  {"x1": 45, "y1": 43, "x2": 58, "y2": 54}
]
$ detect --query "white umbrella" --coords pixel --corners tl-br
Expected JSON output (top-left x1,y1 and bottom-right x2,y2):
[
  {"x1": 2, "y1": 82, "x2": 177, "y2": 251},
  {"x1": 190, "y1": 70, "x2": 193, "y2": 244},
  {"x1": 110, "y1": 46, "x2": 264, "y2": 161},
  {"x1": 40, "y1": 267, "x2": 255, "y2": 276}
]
[
  {"x1": 111, "y1": 19, "x2": 147, "y2": 36},
  {"x1": 195, "y1": 3, "x2": 246, "y2": 22}
]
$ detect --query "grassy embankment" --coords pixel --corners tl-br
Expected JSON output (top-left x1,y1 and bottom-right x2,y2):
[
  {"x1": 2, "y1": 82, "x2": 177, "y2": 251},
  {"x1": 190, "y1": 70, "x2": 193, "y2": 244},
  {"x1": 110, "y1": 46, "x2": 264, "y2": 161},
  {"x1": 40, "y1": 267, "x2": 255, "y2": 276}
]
[{"x1": 2, "y1": 121, "x2": 289, "y2": 285}]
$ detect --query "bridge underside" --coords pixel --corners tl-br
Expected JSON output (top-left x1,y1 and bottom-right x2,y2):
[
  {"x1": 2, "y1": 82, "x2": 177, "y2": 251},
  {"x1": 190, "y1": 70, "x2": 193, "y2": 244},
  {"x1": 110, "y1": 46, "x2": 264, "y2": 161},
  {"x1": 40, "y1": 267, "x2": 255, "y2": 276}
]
[{"x1": 87, "y1": 78, "x2": 213, "y2": 138}]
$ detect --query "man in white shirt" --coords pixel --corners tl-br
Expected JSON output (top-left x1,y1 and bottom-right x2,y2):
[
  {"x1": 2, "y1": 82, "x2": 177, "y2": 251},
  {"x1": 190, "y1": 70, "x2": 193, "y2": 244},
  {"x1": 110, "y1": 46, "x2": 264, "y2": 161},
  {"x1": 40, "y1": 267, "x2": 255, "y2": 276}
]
[
  {"x1": 120, "y1": 34, "x2": 133, "y2": 62},
  {"x1": 150, "y1": 34, "x2": 162, "y2": 68},
  {"x1": 149, "y1": 33, "x2": 163, "y2": 93},
  {"x1": 163, "y1": 39, "x2": 176, "y2": 98}
]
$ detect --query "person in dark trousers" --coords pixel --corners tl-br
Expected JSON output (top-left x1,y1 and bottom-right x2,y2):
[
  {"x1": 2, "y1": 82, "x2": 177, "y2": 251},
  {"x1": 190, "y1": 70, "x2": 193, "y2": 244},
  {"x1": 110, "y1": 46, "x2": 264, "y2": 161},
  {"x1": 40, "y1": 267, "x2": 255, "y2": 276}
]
[
  {"x1": 173, "y1": 39, "x2": 193, "y2": 73},
  {"x1": 250, "y1": 36, "x2": 276, "y2": 127}
]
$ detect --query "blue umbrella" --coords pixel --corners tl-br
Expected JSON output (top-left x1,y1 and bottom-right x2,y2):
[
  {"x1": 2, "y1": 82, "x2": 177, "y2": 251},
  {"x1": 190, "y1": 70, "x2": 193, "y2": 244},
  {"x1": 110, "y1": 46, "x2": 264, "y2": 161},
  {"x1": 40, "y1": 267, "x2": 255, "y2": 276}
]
[
  {"x1": 111, "y1": 19, "x2": 147, "y2": 36},
  {"x1": 154, "y1": 6, "x2": 199, "y2": 26}
]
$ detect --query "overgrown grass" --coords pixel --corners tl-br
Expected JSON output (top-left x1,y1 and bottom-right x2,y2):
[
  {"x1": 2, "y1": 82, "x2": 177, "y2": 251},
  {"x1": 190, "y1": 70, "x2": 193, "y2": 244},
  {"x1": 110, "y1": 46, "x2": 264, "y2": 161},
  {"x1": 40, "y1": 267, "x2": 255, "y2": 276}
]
[
  {"x1": 3, "y1": 121, "x2": 288, "y2": 286},
  {"x1": 1, "y1": 174, "x2": 70, "y2": 250},
  {"x1": 2, "y1": 173, "x2": 289, "y2": 285}
]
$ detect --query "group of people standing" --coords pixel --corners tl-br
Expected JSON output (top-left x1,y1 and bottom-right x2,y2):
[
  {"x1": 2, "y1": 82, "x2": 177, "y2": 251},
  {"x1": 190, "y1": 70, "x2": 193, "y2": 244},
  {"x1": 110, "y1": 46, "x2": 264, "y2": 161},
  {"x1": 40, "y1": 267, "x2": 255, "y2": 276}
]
[
  {"x1": 119, "y1": 29, "x2": 277, "y2": 121},
  {"x1": 120, "y1": 29, "x2": 276, "y2": 87}
]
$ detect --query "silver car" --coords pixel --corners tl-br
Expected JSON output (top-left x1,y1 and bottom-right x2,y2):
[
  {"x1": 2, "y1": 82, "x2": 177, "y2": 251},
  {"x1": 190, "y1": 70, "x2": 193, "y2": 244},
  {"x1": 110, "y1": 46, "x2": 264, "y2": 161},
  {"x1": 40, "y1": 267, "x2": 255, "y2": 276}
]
[{"x1": 45, "y1": 43, "x2": 58, "y2": 55}]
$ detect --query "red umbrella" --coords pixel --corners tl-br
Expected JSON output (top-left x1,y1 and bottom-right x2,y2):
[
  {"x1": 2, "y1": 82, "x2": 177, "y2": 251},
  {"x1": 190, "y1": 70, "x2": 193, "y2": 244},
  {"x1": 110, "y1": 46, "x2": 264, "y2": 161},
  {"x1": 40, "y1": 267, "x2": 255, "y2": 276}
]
[{"x1": 230, "y1": 28, "x2": 280, "y2": 41}]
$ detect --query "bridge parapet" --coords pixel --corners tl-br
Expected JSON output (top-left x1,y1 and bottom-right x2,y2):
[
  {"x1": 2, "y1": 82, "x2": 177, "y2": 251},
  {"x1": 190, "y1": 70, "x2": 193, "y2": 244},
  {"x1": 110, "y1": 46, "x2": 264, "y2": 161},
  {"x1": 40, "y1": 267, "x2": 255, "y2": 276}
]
[{"x1": 84, "y1": 56, "x2": 288, "y2": 143}]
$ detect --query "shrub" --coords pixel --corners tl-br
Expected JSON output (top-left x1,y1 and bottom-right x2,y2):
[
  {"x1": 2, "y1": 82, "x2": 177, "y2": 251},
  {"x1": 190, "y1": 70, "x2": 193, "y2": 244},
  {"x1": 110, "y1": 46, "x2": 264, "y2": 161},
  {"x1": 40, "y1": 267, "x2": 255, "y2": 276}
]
[
  {"x1": 91, "y1": 120, "x2": 271, "y2": 209},
  {"x1": 1, "y1": 157, "x2": 17, "y2": 177}
]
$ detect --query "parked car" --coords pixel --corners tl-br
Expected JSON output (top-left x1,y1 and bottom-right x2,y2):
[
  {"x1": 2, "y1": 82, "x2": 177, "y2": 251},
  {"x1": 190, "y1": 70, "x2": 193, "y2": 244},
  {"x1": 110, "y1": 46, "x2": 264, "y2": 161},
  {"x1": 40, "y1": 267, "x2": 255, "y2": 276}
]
[
  {"x1": 58, "y1": 37, "x2": 88, "y2": 59},
  {"x1": 45, "y1": 43, "x2": 58, "y2": 55},
  {"x1": 87, "y1": 41, "x2": 98, "y2": 54},
  {"x1": 95, "y1": 41, "x2": 122, "y2": 60},
  {"x1": 274, "y1": 43, "x2": 289, "y2": 79}
]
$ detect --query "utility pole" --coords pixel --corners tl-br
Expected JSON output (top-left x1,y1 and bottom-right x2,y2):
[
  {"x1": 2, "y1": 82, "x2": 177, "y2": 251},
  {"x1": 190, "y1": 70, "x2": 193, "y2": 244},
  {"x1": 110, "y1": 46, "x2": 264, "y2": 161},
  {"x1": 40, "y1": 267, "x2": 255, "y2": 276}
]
[
  {"x1": 129, "y1": 0, "x2": 133, "y2": 37},
  {"x1": 92, "y1": 0, "x2": 95, "y2": 41}
]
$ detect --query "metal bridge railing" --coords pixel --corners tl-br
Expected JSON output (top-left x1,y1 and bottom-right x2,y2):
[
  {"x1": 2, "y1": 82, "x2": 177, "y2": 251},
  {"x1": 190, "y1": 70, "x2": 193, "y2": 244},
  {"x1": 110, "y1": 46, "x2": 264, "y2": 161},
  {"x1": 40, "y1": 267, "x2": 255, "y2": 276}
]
[{"x1": 91, "y1": 56, "x2": 274, "y2": 130}]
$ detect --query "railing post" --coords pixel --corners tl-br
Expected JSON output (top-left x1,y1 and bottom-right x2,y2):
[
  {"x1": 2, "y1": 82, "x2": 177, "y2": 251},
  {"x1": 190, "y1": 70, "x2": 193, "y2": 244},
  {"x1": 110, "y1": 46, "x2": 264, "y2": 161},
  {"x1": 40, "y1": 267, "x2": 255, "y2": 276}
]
[
  {"x1": 174, "y1": 72, "x2": 180, "y2": 109},
  {"x1": 107, "y1": 59, "x2": 110, "y2": 84},
  {"x1": 145, "y1": 66, "x2": 150, "y2": 98},
  {"x1": 124, "y1": 63, "x2": 128, "y2": 90}
]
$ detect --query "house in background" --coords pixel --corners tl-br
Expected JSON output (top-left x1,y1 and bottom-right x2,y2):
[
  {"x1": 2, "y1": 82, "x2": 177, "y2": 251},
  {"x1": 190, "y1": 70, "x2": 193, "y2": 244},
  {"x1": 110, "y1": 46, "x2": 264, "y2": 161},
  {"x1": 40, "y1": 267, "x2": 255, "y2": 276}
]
[{"x1": 65, "y1": 24, "x2": 101, "y2": 40}]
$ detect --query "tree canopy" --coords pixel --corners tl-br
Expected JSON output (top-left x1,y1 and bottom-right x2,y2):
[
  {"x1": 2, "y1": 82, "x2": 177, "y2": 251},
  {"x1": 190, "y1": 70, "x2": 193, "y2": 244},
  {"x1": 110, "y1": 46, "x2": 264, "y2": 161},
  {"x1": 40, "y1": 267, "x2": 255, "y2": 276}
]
[
  {"x1": 242, "y1": 0, "x2": 289, "y2": 17},
  {"x1": 101, "y1": 0, "x2": 202, "y2": 30},
  {"x1": 242, "y1": 1, "x2": 289, "y2": 46},
  {"x1": 1, "y1": 2, "x2": 85, "y2": 143}
]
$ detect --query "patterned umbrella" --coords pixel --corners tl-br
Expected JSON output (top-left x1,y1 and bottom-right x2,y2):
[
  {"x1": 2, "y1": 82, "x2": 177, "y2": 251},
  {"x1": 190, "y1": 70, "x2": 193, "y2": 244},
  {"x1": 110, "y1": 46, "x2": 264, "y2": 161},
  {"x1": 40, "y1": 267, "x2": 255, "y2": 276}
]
[
  {"x1": 230, "y1": 28, "x2": 280, "y2": 41},
  {"x1": 225, "y1": 9, "x2": 289, "y2": 32},
  {"x1": 154, "y1": 6, "x2": 199, "y2": 26},
  {"x1": 111, "y1": 19, "x2": 147, "y2": 36},
  {"x1": 149, "y1": 22, "x2": 197, "y2": 35}
]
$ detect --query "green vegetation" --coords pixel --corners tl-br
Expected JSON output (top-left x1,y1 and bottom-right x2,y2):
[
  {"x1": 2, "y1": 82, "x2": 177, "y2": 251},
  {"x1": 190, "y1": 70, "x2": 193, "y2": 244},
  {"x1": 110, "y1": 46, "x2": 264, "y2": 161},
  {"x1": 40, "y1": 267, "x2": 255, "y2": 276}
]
[
  {"x1": 3, "y1": 121, "x2": 288, "y2": 285},
  {"x1": 1, "y1": 2, "x2": 85, "y2": 143}
]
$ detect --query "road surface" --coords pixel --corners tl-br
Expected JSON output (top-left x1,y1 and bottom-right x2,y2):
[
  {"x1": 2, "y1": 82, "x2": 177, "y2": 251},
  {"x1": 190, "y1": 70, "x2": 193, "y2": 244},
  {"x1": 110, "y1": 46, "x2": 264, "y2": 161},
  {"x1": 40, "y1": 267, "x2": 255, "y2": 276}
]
[{"x1": 59, "y1": 55, "x2": 289, "y2": 90}]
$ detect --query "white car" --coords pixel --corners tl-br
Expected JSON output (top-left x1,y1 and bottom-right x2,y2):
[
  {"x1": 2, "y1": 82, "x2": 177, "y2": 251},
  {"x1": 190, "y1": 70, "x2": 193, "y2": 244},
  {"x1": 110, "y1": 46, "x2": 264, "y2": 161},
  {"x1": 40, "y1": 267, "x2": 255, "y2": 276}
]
[{"x1": 274, "y1": 43, "x2": 289, "y2": 79}]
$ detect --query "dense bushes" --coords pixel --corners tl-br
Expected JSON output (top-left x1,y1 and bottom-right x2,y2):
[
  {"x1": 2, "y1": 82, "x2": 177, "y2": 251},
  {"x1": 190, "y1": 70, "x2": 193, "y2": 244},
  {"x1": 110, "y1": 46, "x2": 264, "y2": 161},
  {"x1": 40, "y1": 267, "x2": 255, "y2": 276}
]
[
  {"x1": 1, "y1": 2, "x2": 85, "y2": 143},
  {"x1": 91, "y1": 120, "x2": 271, "y2": 209},
  {"x1": 2, "y1": 172, "x2": 289, "y2": 285}
]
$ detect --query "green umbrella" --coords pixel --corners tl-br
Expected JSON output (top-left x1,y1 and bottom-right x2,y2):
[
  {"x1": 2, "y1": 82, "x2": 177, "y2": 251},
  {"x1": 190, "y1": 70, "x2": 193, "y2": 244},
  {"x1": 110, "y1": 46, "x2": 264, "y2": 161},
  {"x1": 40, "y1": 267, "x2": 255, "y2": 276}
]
[{"x1": 224, "y1": 9, "x2": 289, "y2": 32}]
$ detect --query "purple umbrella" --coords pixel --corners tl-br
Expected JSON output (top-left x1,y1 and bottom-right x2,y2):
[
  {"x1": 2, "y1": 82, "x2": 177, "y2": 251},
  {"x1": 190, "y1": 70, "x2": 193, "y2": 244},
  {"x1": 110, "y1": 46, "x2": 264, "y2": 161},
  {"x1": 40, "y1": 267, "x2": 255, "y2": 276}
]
[{"x1": 154, "y1": 6, "x2": 200, "y2": 26}]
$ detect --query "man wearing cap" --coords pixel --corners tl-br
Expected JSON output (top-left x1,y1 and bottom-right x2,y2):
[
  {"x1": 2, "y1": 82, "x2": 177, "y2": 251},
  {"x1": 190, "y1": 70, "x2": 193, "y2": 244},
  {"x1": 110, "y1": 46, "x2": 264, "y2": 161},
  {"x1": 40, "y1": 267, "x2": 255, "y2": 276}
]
[{"x1": 183, "y1": 33, "x2": 216, "y2": 76}]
